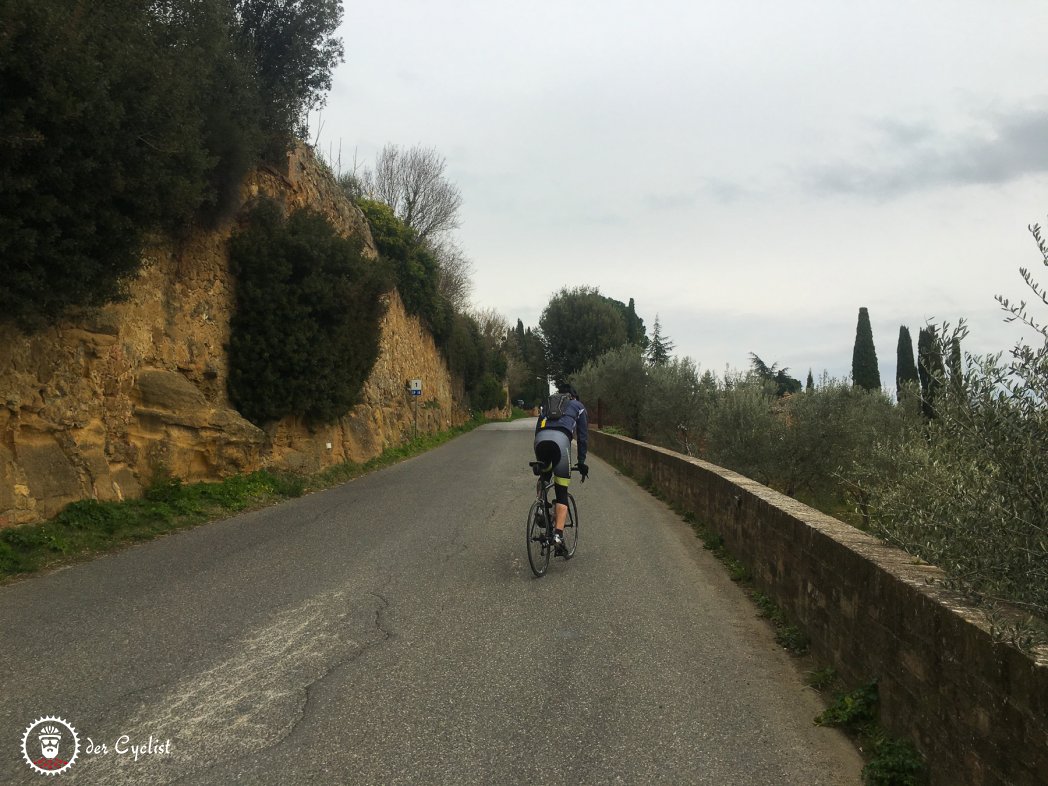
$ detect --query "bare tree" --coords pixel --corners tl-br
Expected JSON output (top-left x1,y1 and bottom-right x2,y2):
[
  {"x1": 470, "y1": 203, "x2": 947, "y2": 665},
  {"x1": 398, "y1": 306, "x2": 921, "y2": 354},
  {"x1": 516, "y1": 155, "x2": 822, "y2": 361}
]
[
  {"x1": 361, "y1": 144, "x2": 463, "y2": 241},
  {"x1": 430, "y1": 237, "x2": 474, "y2": 311},
  {"x1": 469, "y1": 306, "x2": 509, "y2": 346}
]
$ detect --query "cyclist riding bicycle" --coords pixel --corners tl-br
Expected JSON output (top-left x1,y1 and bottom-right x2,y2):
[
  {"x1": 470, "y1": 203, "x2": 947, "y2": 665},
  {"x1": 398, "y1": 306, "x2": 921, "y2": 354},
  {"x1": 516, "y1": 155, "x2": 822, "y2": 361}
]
[{"x1": 533, "y1": 383, "x2": 589, "y2": 552}]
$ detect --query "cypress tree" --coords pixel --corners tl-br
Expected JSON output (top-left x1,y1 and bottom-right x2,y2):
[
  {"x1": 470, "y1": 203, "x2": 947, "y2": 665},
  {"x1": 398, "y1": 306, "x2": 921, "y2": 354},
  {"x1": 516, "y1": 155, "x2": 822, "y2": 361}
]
[
  {"x1": 917, "y1": 326, "x2": 944, "y2": 419},
  {"x1": 806, "y1": 369, "x2": 814, "y2": 392},
  {"x1": 896, "y1": 326, "x2": 918, "y2": 403},
  {"x1": 851, "y1": 307, "x2": 881, "y2": 391},
  {"x1": 624, "y1": 297, "x2": 647, "y2": 347}
]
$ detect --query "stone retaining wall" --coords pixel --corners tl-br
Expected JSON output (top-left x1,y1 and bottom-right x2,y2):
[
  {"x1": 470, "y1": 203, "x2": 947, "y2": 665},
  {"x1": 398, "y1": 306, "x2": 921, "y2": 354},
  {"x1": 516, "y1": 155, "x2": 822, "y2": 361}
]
[
  {"x1": 591, "y1": 429, "x2": 1048, "y2": 786},
  {"x1": 0, "y1": 145, "x2": 479, "y2": 526}
]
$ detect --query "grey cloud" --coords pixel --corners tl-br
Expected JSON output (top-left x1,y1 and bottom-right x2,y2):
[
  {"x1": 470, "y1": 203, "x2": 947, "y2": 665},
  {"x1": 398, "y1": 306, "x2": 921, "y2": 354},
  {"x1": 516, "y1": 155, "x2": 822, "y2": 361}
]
[
  {"x1": 643, "y1": 179, "x2": 753, "y2": 210},
  {"x1": 643, "y1": 192, "x2": 699, "y2": 210},
  {"x1": 806, "y1": 107, "x2": 1048, "y2": 197}
]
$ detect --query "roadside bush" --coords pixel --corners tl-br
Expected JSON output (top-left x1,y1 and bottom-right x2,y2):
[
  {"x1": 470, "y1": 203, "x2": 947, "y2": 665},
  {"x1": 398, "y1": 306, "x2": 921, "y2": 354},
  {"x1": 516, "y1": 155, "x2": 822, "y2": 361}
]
[
  {"x1": 473, "y1": 373, "x2": 506, "y2": 411},
  {"x1": 853, "y1": 328, "x2": 1048, "y2": 617},
  {"x1": 573, "y1": 344, "x2": 648, "y2": 438},
  {"x1": 644, "y1": 358, "x2": 717, "y2": 456},
  {"x1": 227, "y1": 200, "x2": 391, "y2": 425},
  {"x1": 703, "y1": 374, "x2": 784, "y2": 485},
  {"x1": 778, "y1": 380, "x2": 909, "y2": 502},
  {"x1": 849, "y1": 223, "x2": 1048, "y2": 618}
]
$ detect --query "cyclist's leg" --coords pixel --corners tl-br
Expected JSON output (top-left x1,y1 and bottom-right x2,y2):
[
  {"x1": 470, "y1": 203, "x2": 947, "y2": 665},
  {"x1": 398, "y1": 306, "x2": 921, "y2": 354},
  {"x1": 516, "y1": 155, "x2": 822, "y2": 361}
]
[{"x1": 546, "y1": 432, "x2": 572, "y2": 533}]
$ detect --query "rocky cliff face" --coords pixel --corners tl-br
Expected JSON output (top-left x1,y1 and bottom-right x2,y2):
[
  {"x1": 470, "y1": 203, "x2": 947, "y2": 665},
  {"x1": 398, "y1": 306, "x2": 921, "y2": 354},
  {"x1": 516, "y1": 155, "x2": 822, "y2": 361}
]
[{"x1": 0, "y1": 146, "x2": 479, "y2": 527}]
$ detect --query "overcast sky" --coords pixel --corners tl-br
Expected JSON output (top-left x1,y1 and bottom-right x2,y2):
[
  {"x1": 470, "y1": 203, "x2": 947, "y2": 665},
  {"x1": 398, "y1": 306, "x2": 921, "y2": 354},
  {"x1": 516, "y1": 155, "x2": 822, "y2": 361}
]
[{"x1": 314, "y1": 1, "x2": 1048, "y2": 385}]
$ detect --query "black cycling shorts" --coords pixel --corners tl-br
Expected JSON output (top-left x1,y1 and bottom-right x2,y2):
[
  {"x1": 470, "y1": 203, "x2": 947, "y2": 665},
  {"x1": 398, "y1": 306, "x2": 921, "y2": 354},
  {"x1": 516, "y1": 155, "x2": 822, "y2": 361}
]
[{"x1": 534, "y1": 428, "x2": 571, "y2": 505}]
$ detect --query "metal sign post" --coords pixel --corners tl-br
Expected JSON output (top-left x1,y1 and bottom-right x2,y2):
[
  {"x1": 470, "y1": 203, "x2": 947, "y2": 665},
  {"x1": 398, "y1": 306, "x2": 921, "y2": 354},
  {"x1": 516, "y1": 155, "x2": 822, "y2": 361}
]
[{"x1": 408, "y1": 379, "x2": 422, "y2": 440}]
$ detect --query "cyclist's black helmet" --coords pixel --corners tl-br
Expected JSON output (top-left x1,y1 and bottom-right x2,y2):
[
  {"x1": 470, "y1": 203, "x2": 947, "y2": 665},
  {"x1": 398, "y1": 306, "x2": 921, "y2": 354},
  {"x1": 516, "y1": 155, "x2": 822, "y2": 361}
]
[{"x1": 557, "y1": 383, "x2": 579, "y2": 399}]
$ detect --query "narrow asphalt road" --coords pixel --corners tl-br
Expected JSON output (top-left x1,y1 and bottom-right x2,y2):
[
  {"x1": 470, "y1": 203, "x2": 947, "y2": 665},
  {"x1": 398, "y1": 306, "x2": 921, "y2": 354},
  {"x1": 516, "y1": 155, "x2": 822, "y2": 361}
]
[{"x1": 1, "y1": 420, "x2": 862, "y2": 784}]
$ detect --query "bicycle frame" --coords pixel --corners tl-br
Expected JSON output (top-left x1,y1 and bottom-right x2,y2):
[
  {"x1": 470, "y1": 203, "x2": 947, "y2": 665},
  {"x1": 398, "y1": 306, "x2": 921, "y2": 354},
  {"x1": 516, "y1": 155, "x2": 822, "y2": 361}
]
[{"x1": 526, "y1": 463, "x2": 580, "y2": 576}]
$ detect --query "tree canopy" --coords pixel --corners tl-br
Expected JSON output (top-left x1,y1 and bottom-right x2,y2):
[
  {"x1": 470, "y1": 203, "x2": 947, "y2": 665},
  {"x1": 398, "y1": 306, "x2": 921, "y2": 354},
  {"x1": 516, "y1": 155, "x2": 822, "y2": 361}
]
[
  {"x1": 0, "y1": 0, "x2": 345, "y2": 328},
  {"x1": 895, "y1": 325, "x2": 919, "y2": 403},
  {"x1": 646, "y1": 315, "x2": 675, "y2": 366},
  {"x1": 539, "y1": 287, "x2": 645, "y2": 383},
  {"x1": 749, "y1": 354, "x2": 802, "y2": 397},
  {"x1": 851, "y1": 307, "x2": 882, "y2": 391}
]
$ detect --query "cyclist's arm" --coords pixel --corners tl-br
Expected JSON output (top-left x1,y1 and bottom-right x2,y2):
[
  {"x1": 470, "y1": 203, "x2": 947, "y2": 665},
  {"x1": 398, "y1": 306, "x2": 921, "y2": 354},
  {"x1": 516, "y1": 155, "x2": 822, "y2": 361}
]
[{"x1": 575, "y1": 404, "x2": 588, "y2": 464}]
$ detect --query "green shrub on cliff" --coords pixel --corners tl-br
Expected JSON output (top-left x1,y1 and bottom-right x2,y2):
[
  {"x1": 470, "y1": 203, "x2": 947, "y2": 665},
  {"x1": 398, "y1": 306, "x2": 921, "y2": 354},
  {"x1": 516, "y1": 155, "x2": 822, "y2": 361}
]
[
  {"x1": 227, "y1": 200, "x2": 391, "y2": 425},
  {"x1": 356, "y1": 198, "x2": 509, "y2": 410},
  {"x1": 356, "y1": 198, "x2": 452, "y2": 342}
]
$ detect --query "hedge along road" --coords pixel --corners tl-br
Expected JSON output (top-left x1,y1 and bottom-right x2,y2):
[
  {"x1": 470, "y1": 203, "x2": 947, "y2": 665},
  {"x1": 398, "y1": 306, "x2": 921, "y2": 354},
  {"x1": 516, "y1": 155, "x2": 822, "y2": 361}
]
[{"x1": 0, "y1": 419, "x2": 862, "y2": 785}]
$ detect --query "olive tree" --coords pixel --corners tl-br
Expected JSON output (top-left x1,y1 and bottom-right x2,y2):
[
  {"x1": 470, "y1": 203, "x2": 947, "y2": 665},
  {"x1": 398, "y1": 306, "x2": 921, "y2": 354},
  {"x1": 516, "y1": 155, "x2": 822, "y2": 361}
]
[{"x1": 852, "y1": 222, "x2": 1048, "y2": 618}]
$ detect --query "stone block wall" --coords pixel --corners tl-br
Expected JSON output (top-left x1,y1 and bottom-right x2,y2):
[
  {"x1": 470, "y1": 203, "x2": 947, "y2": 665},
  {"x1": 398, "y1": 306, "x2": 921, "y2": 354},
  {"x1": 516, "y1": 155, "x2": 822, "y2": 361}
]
[
  {"x1": 0, "y1": 145, "x2": 478, "y2": 526},
  {"x1": 591, "y1": 429, "x2": 1048, "y2": 786}
]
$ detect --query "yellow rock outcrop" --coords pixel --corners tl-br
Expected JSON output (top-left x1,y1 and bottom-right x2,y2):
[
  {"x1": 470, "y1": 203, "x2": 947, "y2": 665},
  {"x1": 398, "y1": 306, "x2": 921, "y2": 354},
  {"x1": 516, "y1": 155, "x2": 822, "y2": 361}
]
[{"x1": 0, "y1": 145, "x2": 486, "y2": 526}]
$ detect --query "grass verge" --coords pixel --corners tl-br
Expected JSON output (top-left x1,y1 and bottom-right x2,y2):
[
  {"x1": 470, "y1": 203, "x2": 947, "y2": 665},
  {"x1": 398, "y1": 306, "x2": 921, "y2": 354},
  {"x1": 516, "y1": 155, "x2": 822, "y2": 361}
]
[
  {"x1": 0, "y1": 414, "x2": 495, "y2": 583},
  {"x1": 814, "y1": 681, "x2": 928, "y2": 786}
]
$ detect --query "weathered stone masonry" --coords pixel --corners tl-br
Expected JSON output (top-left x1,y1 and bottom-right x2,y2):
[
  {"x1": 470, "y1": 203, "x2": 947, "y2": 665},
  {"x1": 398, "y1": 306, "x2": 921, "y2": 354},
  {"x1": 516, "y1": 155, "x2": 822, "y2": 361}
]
[
  {"x1": 0, "y1": 146, "x2": 479, "y2": 526},
  {"x1": 591, "y1": 429, "x2": 1048, "y2": 786}
]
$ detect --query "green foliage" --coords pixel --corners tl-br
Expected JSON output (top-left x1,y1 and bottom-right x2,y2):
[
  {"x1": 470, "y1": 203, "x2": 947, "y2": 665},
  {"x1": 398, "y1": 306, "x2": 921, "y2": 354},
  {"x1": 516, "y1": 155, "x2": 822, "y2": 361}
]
[
  {"x1": 843, "y1": 214, "x2": 1048, "y2": 622},
  {"x1": 624, "y1": 297, "x2": 648, "y2": 348},
  {"x1": 572, "y1": 344, "x2": 648, "y2": 438},
  {"x1": 815, "y1": 680, "x2": 927, "y2": 786},
  {"x1": 0, "y1": 470, "x2": 303, "y2": 580},
  {"x1": 473, "y1": 373, "x2": 506, "y2": 411},
  {"x1": 749, "y1": 354, "x2": 802, "y2": 396},
  {"x1": 443, "y1": 312, "x2": 507, "y2": 408},
  {"x1": 852, "y1": 307, "x2": 882, "y2": 391},
  {"x1": 227, "y1": 200, "x2": 390, "y2": 425},
  {"x1": 355, "y1": 198, "x2": 507, "y2": 410},
  {"x1": 916, "y1": 326, "x2": 943, "y2": 419},
  {"x1": 233, "y1": 0, "x2": 345, "y2": 144},
  {"x1": 806, "y1": 667, "x2": 838, "y2": 691},
  {"x1": 357, "y1": 198, "x2": 452, "y2": 341},
  {"x1": 0, "y1": 0, "x2": 345, "y2": 327},
  {"x1": 644, "y1": 358, "x2": 716, "y2": 456},
  {"x1": 816, "y1": 681, "x2": 879, "y2": 731},
  {"x1": 1, "y1": 0, "x2": 206, "y2": 325},
  {"x1": 646, "y1": 315, "x2": 675, "y2": 366},
  {"x1": 2, "y1": 414, "x2": 501, "y2": 582},
  {"x1": 853, "y1": 320, "x2": 1048, "y2": 617},
  {"x1": 778, "y1": 380, "x2": 906, "y2": 500},
  {"x1": 752, "y1": 593, "x2": 810, "y2": 654},
  {"x1": 507, "y1": 321, "x2": 548, "y2": 407},
  {"x1": 703, "y1": 374, "x2": 783, "y2": 485},
  {"x1": 895, "y1": 326, "x2": 919, "y2": 410},
  {"x1": 539, "y1": 287, "x2": 632, "y2": 383},
  {"x1": 582, "y1": 343, "x2": 913, "y2": 514},
  {"x1": 861, "y1": 734, "x2": 927, "y2": 786}
]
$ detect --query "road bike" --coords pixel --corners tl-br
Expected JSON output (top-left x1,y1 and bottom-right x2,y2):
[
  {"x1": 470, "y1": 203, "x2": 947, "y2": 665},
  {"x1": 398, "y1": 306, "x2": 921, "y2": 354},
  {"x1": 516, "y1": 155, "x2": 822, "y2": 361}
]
[{"x1": 525, "y1": 463, "x2": 581, "y2": 577}]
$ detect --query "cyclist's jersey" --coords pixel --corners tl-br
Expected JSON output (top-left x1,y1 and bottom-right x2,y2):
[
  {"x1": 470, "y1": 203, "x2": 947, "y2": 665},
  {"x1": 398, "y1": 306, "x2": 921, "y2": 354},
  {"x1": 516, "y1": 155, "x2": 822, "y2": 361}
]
[{"x1": 535, "y1": 398, "x2": 588, "y2": 463}]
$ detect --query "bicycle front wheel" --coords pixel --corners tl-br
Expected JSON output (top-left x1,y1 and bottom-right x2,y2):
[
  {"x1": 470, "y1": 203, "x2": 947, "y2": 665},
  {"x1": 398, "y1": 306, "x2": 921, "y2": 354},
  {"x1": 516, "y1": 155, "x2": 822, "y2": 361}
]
[
  {"x1": 562, "y1": 493, "x2": 579, "y2": 559},
  {"x1": 526, "y1": 500, "x2": 550, "y2": 577}
]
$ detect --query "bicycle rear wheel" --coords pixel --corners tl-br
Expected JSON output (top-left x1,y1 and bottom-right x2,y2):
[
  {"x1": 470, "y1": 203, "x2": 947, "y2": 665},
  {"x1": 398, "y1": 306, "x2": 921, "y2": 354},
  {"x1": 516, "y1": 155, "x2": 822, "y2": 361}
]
[
  {"x1": 526, "y1": 500, "x2": 550, "y2": 577},
  {"x1": 561, "y1": 493, "x2": 579, "y2": 559}
]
